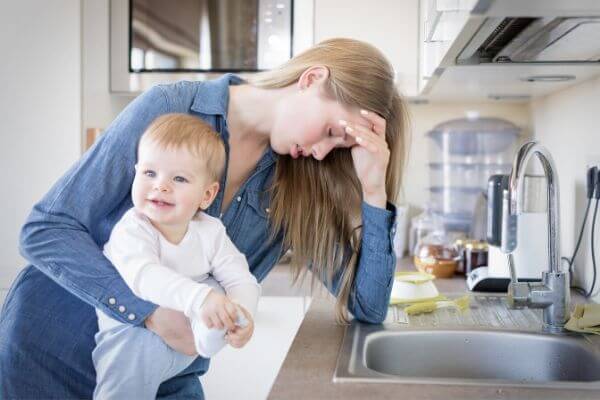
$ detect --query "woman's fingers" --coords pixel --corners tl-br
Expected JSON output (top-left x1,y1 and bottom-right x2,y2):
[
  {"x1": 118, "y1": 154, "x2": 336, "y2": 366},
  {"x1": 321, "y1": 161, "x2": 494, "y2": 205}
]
[
  {"x1": 359, "y1": 109, "x2": 386, "y2": 137},
  {"x1": 341, "y1": 123, "x2": 384, "y2": 153},
  {"x1": 340, "y1": 119, "x2": 383, "y2": 144}
]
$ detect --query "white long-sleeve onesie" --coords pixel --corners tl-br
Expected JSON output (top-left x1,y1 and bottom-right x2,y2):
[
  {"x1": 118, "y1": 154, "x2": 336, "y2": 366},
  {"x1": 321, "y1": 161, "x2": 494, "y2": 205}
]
[{"x1": 98, "y1": 208, "x2": 260, "y2": 357}]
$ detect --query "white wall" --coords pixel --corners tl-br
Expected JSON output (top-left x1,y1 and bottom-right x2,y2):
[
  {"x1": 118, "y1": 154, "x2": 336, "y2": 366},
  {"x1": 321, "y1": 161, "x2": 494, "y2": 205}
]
[
  {"x1": 532, "y1": 75, "x2": 600, "y2": 301},
  {"x1": 82, "y1": 0, "x2": 134, "y2": 134},
  {"x1": 0, "y1": 0, "x2": 82, "y2": 289},
  {"x1": 314, "y1": 0, "x2": 419, "y2": 96}
]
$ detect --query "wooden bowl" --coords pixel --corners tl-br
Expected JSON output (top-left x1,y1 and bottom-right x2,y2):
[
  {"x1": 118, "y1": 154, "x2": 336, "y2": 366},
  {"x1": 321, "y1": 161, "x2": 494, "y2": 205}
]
[{"x1": 414, "y1": 256, "x2": 457, "y2": 279}]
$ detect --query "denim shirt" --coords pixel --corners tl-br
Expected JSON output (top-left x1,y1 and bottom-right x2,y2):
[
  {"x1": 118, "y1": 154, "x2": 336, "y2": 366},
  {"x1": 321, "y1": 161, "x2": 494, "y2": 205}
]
[{"x1": 5, "y1": 74, "x2": 397, "y2": 397}]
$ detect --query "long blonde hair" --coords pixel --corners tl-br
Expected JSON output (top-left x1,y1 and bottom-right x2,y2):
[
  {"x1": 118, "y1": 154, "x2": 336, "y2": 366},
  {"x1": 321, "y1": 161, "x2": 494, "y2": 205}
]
[{"x1": 248, "y1": 38, "x2": 409, "y2": 322}]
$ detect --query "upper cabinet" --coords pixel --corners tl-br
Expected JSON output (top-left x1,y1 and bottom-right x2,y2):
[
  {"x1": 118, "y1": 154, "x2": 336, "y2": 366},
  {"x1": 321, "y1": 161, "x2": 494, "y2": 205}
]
[
  {"x1": 418, "y1": 0, "x2": 475, "y2": 93},
  {"x1": 314, "y1": 0, "x2": 419, "y2": 97}
]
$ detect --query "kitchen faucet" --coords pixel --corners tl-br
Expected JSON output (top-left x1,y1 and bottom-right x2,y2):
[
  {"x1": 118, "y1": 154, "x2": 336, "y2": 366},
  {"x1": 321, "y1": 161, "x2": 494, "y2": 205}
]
[{"x1": 501, "y1": 141, "x2": 570, "y2": 333}]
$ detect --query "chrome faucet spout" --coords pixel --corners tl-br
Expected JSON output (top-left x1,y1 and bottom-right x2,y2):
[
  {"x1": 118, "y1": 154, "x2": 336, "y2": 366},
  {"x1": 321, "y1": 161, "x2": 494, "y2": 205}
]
[{"x1": 502, "y1": 141, "x2": 570, "y2": 332}]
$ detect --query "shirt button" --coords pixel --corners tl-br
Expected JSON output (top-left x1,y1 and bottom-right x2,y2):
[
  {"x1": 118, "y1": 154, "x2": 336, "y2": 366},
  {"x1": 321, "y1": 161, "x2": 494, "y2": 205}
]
[
  {"x1": 108, "y1": 297, "x2": 116, "y2": 305},
  {"x1": 236, "y1": 196, "x2": 242, "y2": 202},
  {"x1": 118, "y1": 305, "x2": 126, "y2": 313},
  {"x1": 127, "y1": 313, "x2": 136, "y2": 321},
  {"x1": 265, "y1": 207, "x2": 270, "y2": 213}
]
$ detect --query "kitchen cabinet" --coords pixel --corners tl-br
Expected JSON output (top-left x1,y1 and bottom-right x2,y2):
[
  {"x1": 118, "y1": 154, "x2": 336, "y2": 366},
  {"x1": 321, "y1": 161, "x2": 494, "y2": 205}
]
[
  {"x1": 418, "y1": 0, "x2": 475, "y2": 93},
  {"x1": 314, "y1": 0, "x2": 419, "y2": 97}
]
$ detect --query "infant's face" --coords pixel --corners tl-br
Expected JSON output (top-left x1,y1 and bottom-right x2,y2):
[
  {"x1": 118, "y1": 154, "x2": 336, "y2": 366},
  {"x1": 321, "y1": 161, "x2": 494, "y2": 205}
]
[{"x1": 132, "y1": 140, "x2": 212, "y2": 227}]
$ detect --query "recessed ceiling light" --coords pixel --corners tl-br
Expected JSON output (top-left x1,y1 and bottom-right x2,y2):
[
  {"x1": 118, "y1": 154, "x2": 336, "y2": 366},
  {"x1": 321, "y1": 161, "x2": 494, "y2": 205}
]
[{"x1": 520, "y1": 75, "x2": 576, "y2": 83}]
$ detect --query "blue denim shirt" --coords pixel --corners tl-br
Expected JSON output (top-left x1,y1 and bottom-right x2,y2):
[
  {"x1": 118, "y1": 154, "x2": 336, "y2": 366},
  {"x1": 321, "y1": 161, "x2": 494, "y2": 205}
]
[{"x1": 0, "y1": 74, "x2": 397, "y2": 398}]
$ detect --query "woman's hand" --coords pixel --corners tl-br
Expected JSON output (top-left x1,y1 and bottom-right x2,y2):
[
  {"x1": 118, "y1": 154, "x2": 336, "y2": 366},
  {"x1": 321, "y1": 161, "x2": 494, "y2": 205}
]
[
  {"x1": 145, "y1": 306, "x2": 197, "y2": 356},
  {"x1": 339, "y1": 110, "x2": 389, "y2": 208},
  {"x1": 225, "y1": 306, "x2": 254, "y2": 348}
]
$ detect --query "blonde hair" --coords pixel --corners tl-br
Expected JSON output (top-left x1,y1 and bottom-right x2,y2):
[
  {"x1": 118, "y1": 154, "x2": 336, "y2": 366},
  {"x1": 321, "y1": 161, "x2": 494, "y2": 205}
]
[
  {"x1": 140, "y1": 113, "x2": 226, "y2": 182},
  {"x1": 248, "y1": 38, "x2": 410, "y2": 323}
]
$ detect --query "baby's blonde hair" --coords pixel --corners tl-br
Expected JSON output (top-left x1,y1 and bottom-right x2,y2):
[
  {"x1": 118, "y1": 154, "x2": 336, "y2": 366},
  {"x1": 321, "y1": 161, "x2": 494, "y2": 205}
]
[{"x1": 139, "y1": 113, "x2": 226, "y2": 182}]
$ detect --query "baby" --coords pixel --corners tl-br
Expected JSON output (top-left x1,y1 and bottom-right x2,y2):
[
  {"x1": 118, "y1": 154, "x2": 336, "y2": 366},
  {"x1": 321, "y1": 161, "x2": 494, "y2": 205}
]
[{"x1": 93, "y1": 113, "x2": 260, "y2": 399}]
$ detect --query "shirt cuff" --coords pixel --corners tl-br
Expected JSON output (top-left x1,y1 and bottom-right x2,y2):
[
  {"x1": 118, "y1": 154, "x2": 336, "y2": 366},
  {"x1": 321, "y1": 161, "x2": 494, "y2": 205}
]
[
  {"x1": 187, "y1": 286, "x2": 214, "y2": 321},
  {"x1": 361, "y1": 201, "x2": 397, "y2": 254},
  {"x1": 100, "y1": 277, "x2": 157, "y2": 326}
]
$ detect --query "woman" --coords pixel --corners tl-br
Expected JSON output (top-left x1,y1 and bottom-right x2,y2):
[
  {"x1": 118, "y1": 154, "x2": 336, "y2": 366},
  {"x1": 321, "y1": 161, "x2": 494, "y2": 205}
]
[{"x1": 0, "y1": 38, "x2": 408, "y2": 399}]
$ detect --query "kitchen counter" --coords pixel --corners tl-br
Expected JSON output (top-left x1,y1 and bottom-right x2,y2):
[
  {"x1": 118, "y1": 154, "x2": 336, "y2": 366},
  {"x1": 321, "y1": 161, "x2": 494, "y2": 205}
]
[{"x1": 268, "y1": 259, "x2": 599, "y2": 400}]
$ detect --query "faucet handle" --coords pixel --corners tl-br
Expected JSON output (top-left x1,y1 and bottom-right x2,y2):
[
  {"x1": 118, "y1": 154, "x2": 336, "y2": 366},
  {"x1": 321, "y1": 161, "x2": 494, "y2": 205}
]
[{"x1": 507, "y1": 281, "x2": 529, "y2": 309}]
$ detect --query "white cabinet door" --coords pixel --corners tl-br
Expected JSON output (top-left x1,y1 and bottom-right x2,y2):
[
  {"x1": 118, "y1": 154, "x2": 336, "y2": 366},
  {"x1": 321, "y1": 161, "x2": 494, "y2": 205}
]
[
  {"x1": 418, "y1": 0, "x2": 476, "y2": 92},
  {"x1": 314, "y1": 0, "x2": 419, "y2": 97},
  {"x1": 200, "y1": 296, "x2": 309, "y2": 400}
]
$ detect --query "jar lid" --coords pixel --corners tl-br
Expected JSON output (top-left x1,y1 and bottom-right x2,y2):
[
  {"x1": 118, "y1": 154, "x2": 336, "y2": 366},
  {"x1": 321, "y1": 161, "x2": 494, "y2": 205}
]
[{"x1": 464, "y1": 240, "x2": 489, "y2": 250}]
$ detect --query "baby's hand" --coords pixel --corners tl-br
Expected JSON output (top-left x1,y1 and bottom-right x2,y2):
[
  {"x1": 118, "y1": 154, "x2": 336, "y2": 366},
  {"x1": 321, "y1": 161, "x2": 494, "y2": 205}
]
[
  {"x1": 226, "y1": 306, "x2": 254, "y2": 348},
  {"x1": 200, "y1": 290, "x2": 239, "y2": 331}
]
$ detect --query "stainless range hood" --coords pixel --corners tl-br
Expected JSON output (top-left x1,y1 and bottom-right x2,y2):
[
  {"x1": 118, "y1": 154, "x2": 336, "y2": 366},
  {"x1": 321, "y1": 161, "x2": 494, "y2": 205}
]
[
  {"x1": 418, "y1": 0, "x2": 600, "y2": 101},
  {"x1": 458, "y1": 16, "x2": 600, "y2": 64},
  {"x1": 450, "y1": 0, "x2": 600, "y2": 65}
]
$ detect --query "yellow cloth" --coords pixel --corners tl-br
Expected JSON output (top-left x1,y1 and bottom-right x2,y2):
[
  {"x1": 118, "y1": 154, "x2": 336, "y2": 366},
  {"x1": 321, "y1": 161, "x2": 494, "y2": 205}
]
[
  {"x1": 390, "y1": 294, "x2": 447, "y2": 305},
  {"x1": 565, "y1": 304, "x2": 600, "y2": 335},
  {"x1": 404, "y1": 295, "x2": 471, "y2": 316}
]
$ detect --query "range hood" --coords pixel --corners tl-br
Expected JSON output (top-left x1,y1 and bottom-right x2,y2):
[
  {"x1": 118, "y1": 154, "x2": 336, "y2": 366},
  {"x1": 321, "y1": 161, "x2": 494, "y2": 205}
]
[{"x1": 456, "y1": 1, "x2": 600, "y2": 64}]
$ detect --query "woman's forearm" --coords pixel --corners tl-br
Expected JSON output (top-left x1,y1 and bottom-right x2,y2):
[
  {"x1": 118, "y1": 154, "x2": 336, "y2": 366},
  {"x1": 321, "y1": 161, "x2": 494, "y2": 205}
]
[{"x1": 348, "y1": 201, "x2": 397, "y2": 323}]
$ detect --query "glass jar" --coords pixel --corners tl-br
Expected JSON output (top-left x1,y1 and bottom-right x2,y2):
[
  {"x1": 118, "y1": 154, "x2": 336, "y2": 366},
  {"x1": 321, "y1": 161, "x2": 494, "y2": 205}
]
[
  {"x1": 413, "y1": 231, "x2": 460, "y2": 279},
  {"x1": 408, "y1": 205, "x2": 443, "y2": 256},
  {"x1": 462, "y1": 240, "x2": 489, "y2": 275}
]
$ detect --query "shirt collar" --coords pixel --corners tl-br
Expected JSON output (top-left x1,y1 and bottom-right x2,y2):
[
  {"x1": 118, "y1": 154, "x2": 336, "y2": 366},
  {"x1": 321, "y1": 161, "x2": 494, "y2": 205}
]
[
  {"x1": 190, "y1": 73, "x2": 244, "y2": 117},
  {"x1": 191, "y1": 73, "x2": 278, "y2": 167}
]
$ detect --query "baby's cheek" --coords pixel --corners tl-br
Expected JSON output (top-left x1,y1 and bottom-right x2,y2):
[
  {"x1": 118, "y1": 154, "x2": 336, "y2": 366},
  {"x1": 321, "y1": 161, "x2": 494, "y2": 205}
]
[{"x1": 131, "y1": 181, "x2": 143, "y2": 206}]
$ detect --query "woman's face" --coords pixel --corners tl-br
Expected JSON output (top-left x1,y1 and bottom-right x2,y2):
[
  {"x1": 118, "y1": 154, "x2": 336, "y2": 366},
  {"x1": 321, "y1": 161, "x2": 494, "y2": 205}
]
[{"x1": 271, "y1": 83, "x2": 359, "y2": 161}]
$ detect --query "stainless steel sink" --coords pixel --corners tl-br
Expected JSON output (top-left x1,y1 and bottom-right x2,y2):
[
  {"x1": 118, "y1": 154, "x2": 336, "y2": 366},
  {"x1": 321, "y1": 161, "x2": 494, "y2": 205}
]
[{"x1": 334, "y1": 294, "x2": 600, "y2": 389}]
